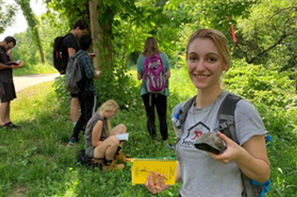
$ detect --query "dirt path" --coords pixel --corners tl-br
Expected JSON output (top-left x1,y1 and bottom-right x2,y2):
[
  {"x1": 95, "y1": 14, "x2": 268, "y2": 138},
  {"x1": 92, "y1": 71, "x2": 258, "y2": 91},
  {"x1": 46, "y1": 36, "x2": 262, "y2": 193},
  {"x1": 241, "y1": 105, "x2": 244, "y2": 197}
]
[{"x1": 13, "y1": 73, "x2": 60, "y2": 93}]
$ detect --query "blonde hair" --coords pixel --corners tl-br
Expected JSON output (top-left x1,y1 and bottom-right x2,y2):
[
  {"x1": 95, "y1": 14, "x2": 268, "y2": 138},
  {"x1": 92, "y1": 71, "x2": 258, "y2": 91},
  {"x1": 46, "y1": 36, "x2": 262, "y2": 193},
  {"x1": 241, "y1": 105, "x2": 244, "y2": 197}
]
[
  {"x1": 186, "y1": 29, "x2": 231, "y2": 66},
  {"x1": 142, "y1": 37, "x2": 161, "y2": 56},
  {"x1": 98, "y1": 99, "x2": 120, "y2": 132}
]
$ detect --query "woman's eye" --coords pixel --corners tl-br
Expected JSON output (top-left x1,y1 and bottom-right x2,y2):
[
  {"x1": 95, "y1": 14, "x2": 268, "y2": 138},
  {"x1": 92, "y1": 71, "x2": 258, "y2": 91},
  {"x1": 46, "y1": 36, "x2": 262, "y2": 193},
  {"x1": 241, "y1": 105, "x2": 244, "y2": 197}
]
[
  {"x1": 189, "y1": 56, "x2": 198, "y2": 61},
  {"x1": 208, "y1": 57, "x2": 217, "y2": 62}
]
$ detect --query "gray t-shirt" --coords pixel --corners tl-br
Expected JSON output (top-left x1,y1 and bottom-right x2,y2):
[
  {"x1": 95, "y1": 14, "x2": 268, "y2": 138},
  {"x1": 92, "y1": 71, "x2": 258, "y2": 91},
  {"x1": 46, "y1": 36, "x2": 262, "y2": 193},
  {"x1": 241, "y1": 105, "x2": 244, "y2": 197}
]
[
  {"x1": 172, "y1": 91, "x2": 266, "y2": 197},
  {"x1": 84, "y1": 112, "x2": 109, "y2": 158}
]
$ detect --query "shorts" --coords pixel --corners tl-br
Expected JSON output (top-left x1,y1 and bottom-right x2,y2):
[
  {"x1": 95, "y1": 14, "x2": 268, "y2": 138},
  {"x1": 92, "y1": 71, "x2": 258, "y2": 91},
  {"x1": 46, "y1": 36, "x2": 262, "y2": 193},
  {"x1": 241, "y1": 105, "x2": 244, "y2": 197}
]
[
  {"x1": 0, "y1": 82, "x2": 16, "y2": 103},
  {"x1": 85, "y1": 146, "x2": 94, "y2": 158}
]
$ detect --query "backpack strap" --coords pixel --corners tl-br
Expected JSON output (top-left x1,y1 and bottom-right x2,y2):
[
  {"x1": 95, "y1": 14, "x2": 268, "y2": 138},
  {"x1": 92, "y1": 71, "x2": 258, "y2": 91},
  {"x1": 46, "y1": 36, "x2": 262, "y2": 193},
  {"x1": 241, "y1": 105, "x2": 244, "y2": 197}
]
[
  {"x1": 217, "y1": 93, "x2": 271, "y2": 197},
  {"x1": 217, "y1": 93, "x2": 242, "y2": 143},
  {"x1": 172, "y1": 95, "x2": 196, "y2": 130}
]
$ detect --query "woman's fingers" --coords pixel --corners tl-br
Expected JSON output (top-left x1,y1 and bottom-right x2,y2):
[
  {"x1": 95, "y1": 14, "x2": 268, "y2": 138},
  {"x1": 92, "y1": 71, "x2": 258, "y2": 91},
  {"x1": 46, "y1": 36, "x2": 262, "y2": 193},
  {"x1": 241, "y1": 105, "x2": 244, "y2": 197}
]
[{"x1": 145, "y1": 173, "x2": 165, "y2": 194}]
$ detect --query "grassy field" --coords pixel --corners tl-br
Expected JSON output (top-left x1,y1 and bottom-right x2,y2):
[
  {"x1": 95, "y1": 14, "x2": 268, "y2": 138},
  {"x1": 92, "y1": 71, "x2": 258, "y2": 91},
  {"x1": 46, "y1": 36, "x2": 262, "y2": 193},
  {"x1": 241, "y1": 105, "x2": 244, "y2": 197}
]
[
  {"x1": 0, "y1": 69, "x2": 296, "y2": 196},
  {"x1": 13, "y1": 63, "x2": 58, "y2": 76}
]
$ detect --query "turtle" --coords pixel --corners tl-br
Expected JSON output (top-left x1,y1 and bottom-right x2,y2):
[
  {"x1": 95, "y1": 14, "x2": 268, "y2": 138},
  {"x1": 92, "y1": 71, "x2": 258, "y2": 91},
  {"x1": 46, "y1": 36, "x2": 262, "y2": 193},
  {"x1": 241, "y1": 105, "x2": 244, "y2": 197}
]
[{"x1": 194, "y1": 132, "x2": 226, "y2": 154}]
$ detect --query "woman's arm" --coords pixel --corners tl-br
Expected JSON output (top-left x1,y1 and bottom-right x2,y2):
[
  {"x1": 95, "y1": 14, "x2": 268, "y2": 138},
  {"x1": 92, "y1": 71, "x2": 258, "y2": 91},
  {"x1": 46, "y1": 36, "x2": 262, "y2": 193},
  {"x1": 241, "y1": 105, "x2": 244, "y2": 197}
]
[
  {"x1": 166, "y1": 69, "x2": 171, "y2": 78},
  {"x1": 91, "y1": 120, "x2": 103, "y2": 147},
  {"x1": 137, "y1": 72, "x2": 142, "y2": 80},
  {"x1": 211, "y1": 132, "x2": 270, "y2": 183}
]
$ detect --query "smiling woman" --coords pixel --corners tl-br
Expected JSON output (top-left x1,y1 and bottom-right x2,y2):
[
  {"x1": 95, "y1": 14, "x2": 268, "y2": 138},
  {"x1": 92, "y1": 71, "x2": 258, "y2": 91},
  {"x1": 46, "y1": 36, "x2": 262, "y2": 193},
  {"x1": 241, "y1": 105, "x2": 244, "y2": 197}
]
[
  {"x1": 145, "y1": 28, "x2": 271, "y2": 197},
  {"x1": 0, "y1": 0, "x2": 46, "y2": 40}
]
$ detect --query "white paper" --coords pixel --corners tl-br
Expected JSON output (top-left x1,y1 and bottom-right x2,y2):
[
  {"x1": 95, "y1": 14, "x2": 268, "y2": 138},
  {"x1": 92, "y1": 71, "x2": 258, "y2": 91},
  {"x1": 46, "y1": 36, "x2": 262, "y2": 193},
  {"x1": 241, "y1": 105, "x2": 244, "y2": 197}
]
[{"x1": 115, "y1": 133, "x2": 129, "y2": 141}]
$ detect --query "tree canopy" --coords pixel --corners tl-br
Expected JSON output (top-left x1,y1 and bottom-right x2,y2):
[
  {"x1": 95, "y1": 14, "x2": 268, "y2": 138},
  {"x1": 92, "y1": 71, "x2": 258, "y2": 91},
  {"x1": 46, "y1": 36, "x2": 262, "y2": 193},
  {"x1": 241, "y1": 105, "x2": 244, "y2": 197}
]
[
  {"x1": 2, "y1": 0, "x2": 297, "y2": 105},
  {"x1": 0, "y1": 0, "x2": 17, "y2": 33}
]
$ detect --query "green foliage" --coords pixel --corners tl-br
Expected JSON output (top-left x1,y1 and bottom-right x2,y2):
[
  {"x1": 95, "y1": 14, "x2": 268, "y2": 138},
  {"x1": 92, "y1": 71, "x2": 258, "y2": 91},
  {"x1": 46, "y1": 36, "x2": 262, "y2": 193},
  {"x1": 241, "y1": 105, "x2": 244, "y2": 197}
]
[
  {"x1": 0, "y1": 0, "x2": 17, "y2": 33},
  {"x1": 45, "y1": 0, "x2": 89, "y2": 26},
  {"x1": 15, "y1": 0, "x2": 38, "y2": 43},
  {"x1": 95, "y1": 65, "x2": 139, "y2": 110},
  {"x1": 11, "y1": 15, "x2": 68, "y2": 74},
  {"x1": 257, "y1": 105, "x2": 297, "y2": 196},
  {"x1": 13, "y1": 62, "x2": 57, "y2": 76},
  {"x1": 1, "y1": 66, "x2": 297, "y2": 196},
  {"x1": 235, "y1": 0, "x2": 297, "y2": 66},
  {"x1": 224, "y1": 59, "x2": 297, "y2": 108},
  {"x1": 13, "y1": 30, "x2": 39, "y2": 66}
]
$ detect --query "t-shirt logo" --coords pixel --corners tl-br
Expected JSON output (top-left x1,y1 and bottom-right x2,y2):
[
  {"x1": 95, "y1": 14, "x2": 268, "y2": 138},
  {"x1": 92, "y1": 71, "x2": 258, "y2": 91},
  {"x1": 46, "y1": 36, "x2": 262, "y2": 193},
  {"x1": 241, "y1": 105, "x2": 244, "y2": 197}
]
[{"x1": 181, "y1": 121, "x2": 210, "y2": 148}]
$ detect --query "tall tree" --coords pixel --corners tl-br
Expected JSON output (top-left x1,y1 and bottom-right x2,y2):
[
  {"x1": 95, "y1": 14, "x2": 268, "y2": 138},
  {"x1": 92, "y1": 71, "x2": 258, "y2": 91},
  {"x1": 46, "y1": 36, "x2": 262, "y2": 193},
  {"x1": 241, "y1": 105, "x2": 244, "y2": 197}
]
[
  {"x1": 16, "y1": 0, "x2": 45, "y2": 63},
  {"x1": 233, "y1": 0, "x2": 297, "y2": 65},
  {"x1": 88, "y1": 0, "x2": 100, "y2": 70}
]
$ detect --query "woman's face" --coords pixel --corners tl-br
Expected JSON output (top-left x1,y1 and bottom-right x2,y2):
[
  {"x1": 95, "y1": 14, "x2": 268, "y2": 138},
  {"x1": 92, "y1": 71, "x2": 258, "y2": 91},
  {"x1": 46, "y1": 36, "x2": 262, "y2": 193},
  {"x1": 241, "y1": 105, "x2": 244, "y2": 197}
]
[
  {"x1": 105, "y1": 110, "x2": 117, "y2": 119},
  {"x1": 187, "y1": 38, "x2": 228, "y2": 91}
]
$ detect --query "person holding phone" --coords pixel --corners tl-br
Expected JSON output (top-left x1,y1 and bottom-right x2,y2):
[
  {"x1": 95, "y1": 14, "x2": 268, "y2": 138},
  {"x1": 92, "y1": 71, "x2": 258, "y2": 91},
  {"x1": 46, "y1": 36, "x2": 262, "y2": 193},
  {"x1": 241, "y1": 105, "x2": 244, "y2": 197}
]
[{"x1": 0, "y1": 36, "x2": 23, "y2": 130}]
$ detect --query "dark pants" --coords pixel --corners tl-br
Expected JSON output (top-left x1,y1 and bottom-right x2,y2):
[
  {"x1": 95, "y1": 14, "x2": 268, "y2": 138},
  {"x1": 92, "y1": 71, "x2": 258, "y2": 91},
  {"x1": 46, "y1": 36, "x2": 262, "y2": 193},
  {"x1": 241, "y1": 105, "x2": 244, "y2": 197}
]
[
  {"x1": 142, "y1": 93, "x2": 168, "y2": 141},
  {"x1": 72, "y1": 91, "x2": 97, "y2": 140}
]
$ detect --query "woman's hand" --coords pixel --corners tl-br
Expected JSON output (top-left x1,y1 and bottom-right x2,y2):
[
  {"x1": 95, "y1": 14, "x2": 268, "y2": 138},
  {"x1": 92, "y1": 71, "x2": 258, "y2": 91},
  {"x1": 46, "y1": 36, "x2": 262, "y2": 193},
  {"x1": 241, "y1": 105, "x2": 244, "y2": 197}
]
[
  {"x1": 208, "y1": 131, "x2": 244, "y2": 164},
  {"x1": 145, "y1": 172, "x2": 170, "y2": 194},
  {"x1": 210, "y1": 131, "x2": 270, "y2": 182}
]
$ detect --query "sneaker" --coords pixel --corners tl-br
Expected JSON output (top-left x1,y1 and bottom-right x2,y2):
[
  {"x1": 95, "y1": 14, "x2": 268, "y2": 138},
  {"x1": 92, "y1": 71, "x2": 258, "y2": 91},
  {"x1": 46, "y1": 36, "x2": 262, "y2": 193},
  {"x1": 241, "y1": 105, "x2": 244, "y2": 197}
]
[
  {"x1": 163, "y1": 141, "x2": 175, "y2": 150},
  {"x1": 2, "y1": 122, "x2": 21, "y2": 130},
  {"x1": 68, "y1": 137, "x2": 77, "y2": 145},
  {"x1": 165, "y1": 144, "x2": 175, "y2": 150}
]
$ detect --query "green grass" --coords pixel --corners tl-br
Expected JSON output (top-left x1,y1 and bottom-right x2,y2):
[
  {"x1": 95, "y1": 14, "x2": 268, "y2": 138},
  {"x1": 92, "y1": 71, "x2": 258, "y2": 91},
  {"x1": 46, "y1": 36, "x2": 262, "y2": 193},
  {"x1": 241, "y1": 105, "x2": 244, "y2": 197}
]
[
  {"x1": 13, "y1": 63, "x2": 58, "y2": 76},
  {"x1": 0, "y1": 69, "x2": 296, "y2": 196}
]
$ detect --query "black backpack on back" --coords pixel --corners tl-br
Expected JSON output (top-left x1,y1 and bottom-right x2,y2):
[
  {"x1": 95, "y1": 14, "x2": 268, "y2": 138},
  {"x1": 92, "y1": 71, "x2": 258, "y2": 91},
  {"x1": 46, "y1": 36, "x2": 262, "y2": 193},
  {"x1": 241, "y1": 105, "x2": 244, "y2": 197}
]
[
  {"x1": 173, "y1": 93, "x2": 271, "y2": 197},
  {"x1": 53, "y1": 35, "x2": 68, "y2": 74}
]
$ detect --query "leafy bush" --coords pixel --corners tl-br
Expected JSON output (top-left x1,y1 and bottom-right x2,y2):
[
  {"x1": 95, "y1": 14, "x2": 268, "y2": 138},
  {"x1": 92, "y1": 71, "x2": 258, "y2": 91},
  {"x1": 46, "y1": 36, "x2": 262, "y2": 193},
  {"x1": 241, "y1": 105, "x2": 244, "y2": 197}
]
[
  {"x1": 224, "y1": 59, "x2": 297, "y2": 109},
  {"x1": 94, "y1": 65, "x2": 140, "y2": 110}
]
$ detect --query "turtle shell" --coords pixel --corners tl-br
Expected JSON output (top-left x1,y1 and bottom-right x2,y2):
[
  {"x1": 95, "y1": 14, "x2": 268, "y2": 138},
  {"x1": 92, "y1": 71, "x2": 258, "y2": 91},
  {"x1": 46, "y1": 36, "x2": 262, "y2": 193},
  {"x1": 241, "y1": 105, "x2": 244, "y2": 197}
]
[{"x1": 194, "y1": 132, "x2": 226, "y2": 154}]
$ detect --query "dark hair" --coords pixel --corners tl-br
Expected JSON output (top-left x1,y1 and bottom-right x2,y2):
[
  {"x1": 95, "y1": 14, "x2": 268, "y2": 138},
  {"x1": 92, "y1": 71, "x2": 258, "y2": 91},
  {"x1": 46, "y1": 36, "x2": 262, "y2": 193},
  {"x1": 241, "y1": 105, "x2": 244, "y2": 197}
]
[
  {"x1": 73, "y1": 19, "x2": 89, "y2": 31},
  {"x1": 4, "y1": 36, "x2": 16, "y2": 46},
  {"x1": 79, "y1": 35, "x2": 92, "y2": 51}
]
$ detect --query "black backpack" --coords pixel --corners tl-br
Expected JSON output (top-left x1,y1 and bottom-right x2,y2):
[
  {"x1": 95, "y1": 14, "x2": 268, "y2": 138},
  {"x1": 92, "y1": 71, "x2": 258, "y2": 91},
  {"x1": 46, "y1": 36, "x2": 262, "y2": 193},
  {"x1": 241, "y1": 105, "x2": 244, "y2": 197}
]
[
  {"x1": 173, "y1": 93, "x2": 271, "y2": 197},
  {"x1": 53, "y1": 35, "x2": 68, "y2": 74},
  {"x1": 77, "y1": 149, "x2": 102, "y2": 168}
]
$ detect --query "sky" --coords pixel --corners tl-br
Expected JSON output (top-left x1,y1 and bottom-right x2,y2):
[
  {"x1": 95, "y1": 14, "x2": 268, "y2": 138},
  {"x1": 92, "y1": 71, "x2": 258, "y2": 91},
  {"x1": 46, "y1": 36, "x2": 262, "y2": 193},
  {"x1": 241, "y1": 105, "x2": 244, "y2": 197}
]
[{"x1": 0, "y1": 0, "x2": 46, "y2": 40}]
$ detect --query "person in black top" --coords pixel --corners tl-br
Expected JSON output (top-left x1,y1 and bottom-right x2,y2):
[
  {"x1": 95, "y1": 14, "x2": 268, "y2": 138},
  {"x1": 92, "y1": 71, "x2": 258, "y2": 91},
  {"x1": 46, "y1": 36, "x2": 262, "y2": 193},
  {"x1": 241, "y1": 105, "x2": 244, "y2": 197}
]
[
  {"x1": 0, "y1": 36, "x2": 23, "y2": 130},
  {"x1": 68, "y1": 35, "x2": 100, "y2": 145},
  {"x1": 63, "y1": 19, "x2": 89, "y2": 127}
]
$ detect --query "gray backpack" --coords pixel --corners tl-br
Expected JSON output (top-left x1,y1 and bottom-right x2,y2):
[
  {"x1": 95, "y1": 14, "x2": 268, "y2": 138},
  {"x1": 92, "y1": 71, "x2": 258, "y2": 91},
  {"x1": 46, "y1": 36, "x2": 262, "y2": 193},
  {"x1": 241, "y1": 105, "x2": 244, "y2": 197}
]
[
  {"x1": 65, "y1": 52, "x2": 83, "y2": 94},
  {"x1": 173, "y1": 93, "x2": 271, "y2": 197}
]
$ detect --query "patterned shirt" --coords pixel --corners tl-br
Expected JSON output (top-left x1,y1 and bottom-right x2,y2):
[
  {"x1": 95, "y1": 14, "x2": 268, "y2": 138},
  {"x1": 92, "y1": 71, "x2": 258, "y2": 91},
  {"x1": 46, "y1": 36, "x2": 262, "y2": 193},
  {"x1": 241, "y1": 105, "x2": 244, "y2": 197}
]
[{"x1": 76, "y1": 50, "x2": 97, "y2": 95}]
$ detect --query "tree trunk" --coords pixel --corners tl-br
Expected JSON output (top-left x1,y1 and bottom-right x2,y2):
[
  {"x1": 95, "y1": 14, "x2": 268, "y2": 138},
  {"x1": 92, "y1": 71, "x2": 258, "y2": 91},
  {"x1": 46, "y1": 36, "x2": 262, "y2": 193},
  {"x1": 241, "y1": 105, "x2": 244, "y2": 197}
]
[
  {"x1": 34, "y1": 28, "x2": 45, "y2": 63},
  {"x1": 89, "y1": 0, "x2": 113, "y2": 72},
  {"x1": 89, "y1": 0, "x2": 100, "y2": 70},
  {"x1": 17, "y1": 0, "x2": 45, "y2": 63}
]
